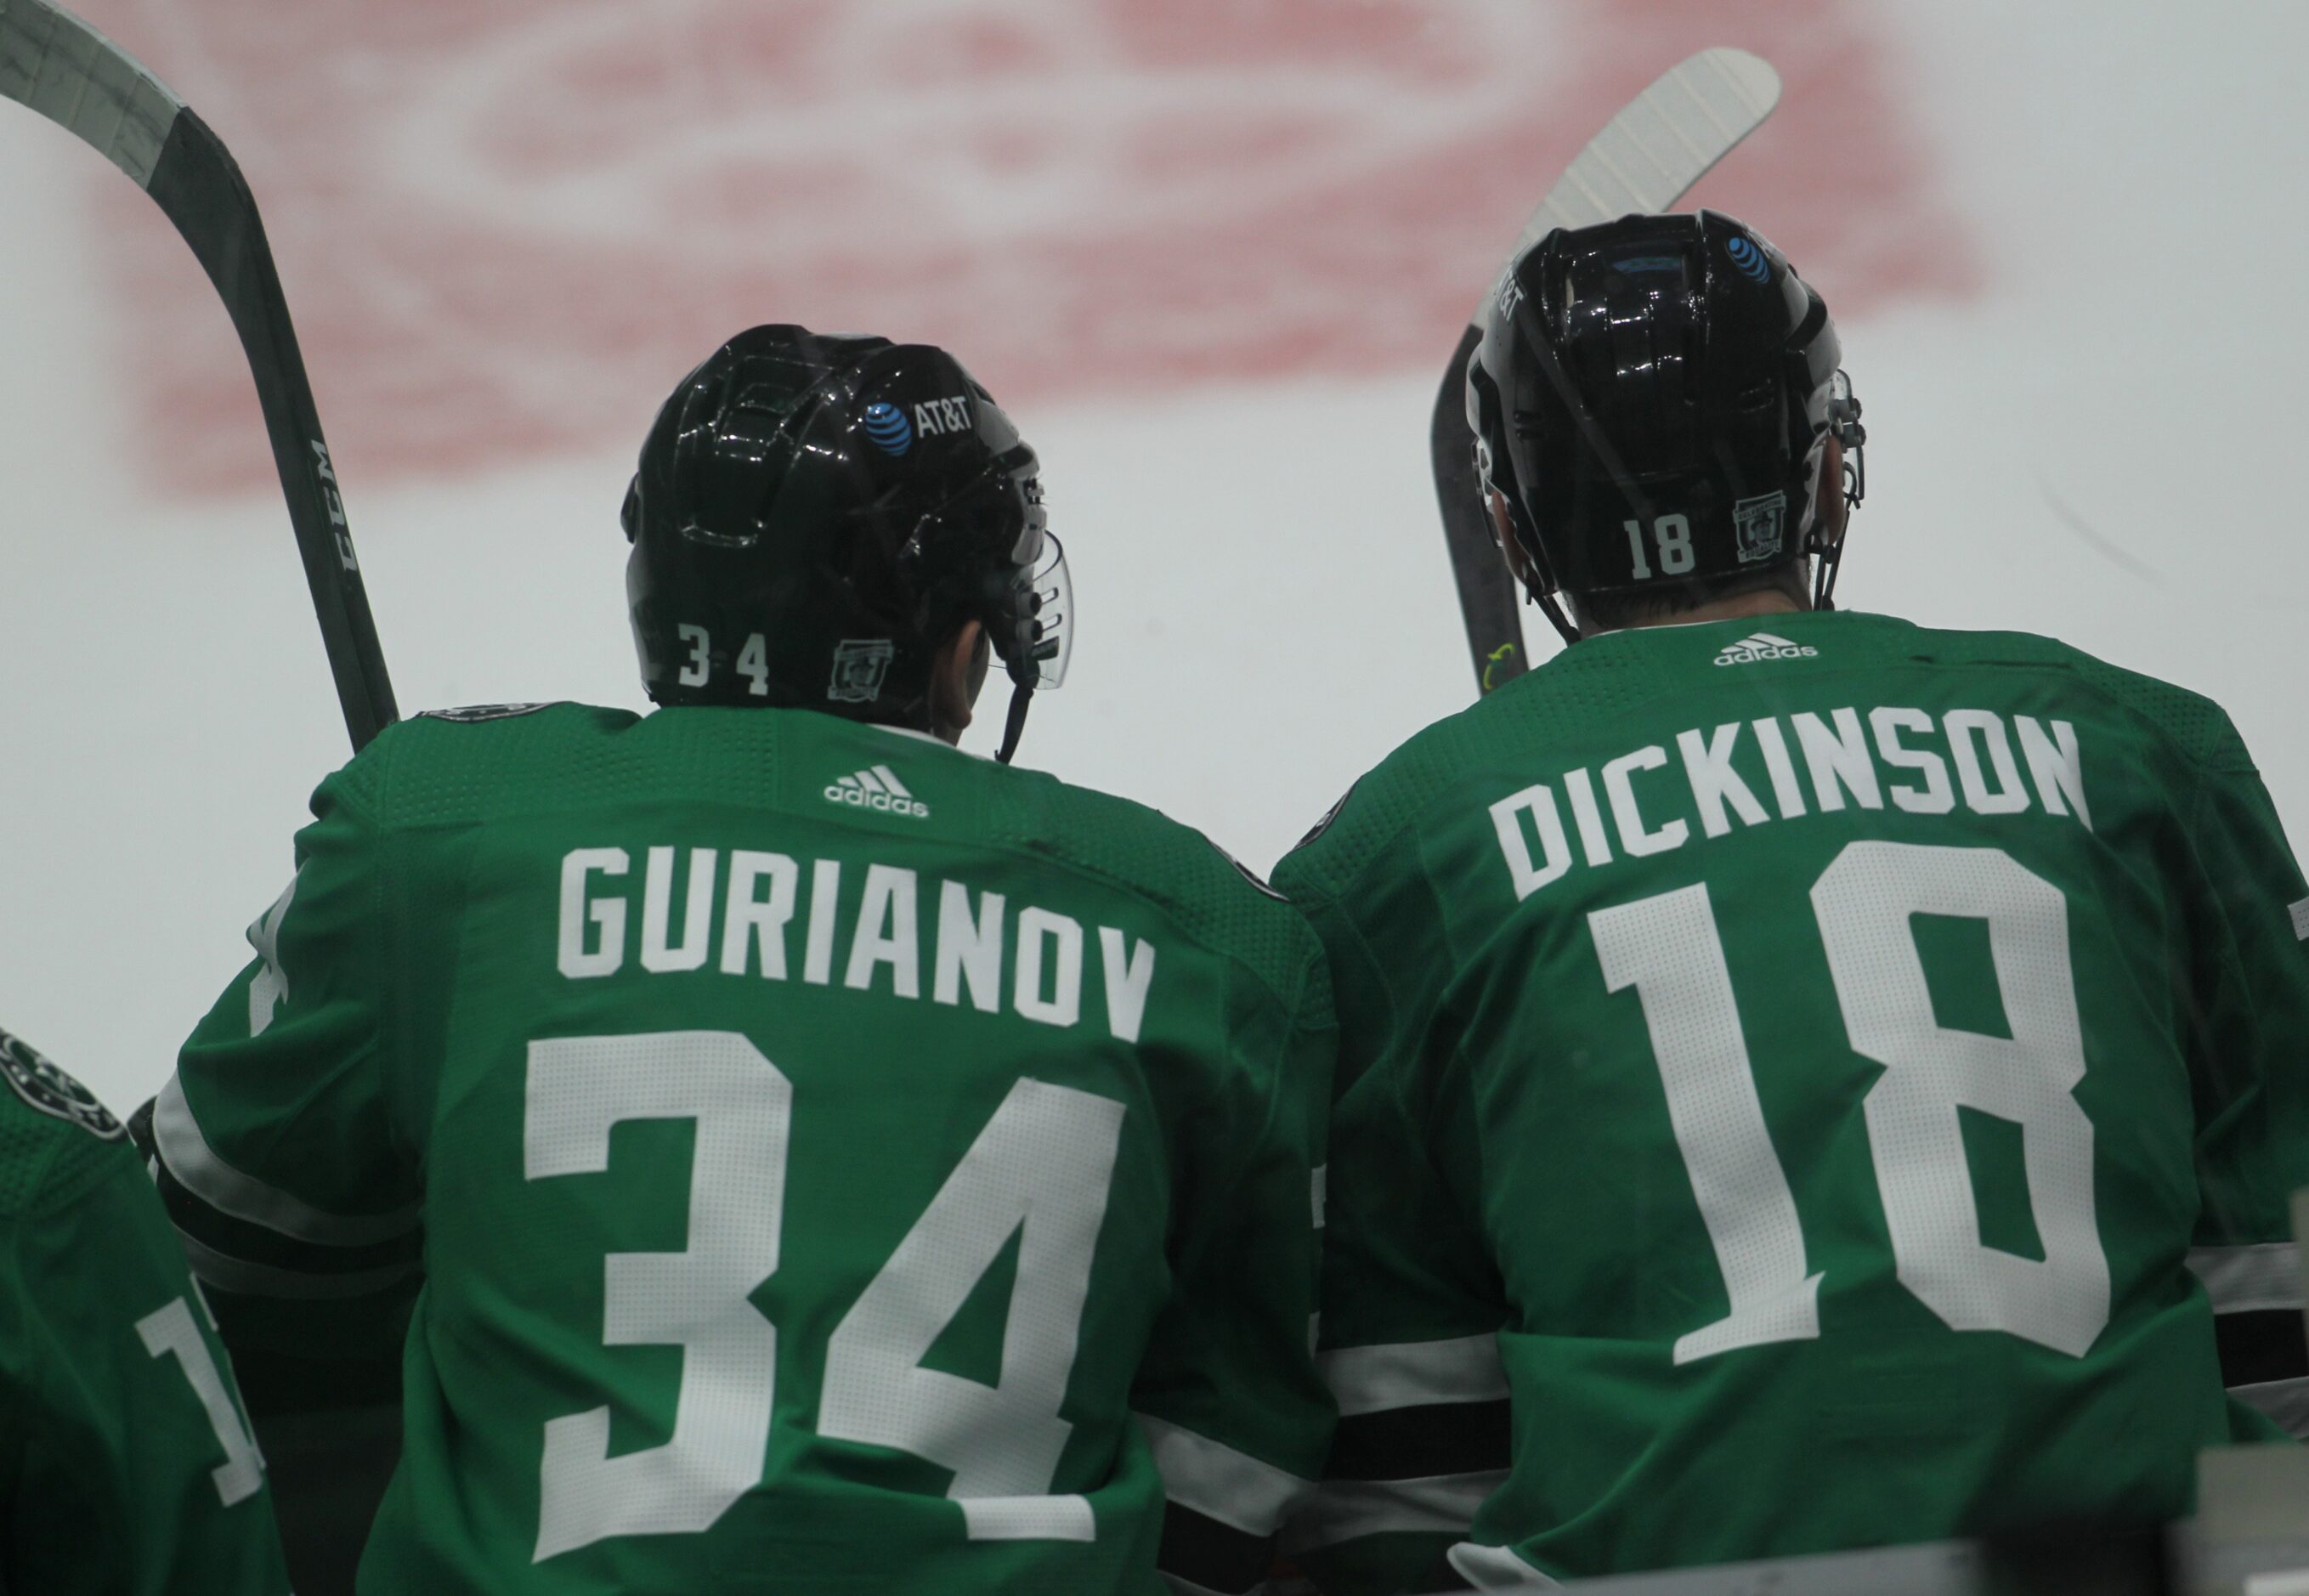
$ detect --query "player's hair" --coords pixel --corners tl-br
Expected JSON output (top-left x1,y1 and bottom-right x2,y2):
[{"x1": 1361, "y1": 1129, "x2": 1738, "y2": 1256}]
[{"x1": 1566, "y1": 562, "x2": 1809, "y2": 636}]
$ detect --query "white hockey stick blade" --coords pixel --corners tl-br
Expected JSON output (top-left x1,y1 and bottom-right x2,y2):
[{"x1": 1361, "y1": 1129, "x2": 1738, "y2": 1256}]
[
  {"x1": 1439, "y1": 47, "x2": 1780, "y2": 697},
  {"x1": 0, "y1": 0, "x2": 183, "y2": 188},
  {"x1": 1511, "y1": 48, "x2": 1780, "y2": 258}
]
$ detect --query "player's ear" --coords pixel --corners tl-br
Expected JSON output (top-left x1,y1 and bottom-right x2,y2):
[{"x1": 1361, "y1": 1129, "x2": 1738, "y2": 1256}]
[
  {"x1": 1814, "y1": 434, "x2": 1849, "y2": 546},
  {"x1": 928, "y1": 620, "x2": 988, "y2": 744},
  {"x1": 1487, "y1": 488, "x2": 1543, "y2": 591}
]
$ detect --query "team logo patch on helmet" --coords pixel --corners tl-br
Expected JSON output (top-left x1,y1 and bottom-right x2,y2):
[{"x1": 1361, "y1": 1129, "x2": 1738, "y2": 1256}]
[
  {"x1": 0, "y1": 1029, "x2": 122, "y2": 1140},
  {"x1": 1725, "y1": 234, "x2": 1772, "y2": 284},
  {"x1": 862, "y1": 402, "x2": 914, "y2": 457},
  {"x1": 1732, "y1": 490, "x2": 1788, "y2": 564},
  {"x1": 829, "y1": 639, "x2": 896, "y2": 703}
]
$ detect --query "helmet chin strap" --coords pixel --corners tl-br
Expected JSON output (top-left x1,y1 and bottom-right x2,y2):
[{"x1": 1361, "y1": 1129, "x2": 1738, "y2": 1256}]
[
  {"x1": 1527, "y1": 584, "x2": 1581, "y2": 647},
  {"x1": 995, "y1": 682, "x2": 1033, "y2": 765},
  {"x1": 1813, "y1": 374, "x2": 1866, "y2": 613}
]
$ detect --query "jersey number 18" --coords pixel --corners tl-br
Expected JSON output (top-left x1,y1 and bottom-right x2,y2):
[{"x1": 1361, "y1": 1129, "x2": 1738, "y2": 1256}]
[{"x1": 1591, "y1": 840, "x2": 2110, "y2": 1365}]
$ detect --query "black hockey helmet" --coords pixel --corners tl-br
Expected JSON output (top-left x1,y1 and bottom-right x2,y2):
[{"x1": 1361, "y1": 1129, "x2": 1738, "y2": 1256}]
[
  {"x1": 624, "y1": 325, "x2": 1069, "y2": 762},
  {"x1": 1466, "y1": 210, "x2": 1865, "y2": 642}
]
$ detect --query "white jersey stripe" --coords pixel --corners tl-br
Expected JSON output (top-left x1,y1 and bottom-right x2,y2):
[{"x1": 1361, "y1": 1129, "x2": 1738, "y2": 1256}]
[
  {"x1": 1157, "y1": 1575, "x2": 1234, "y2": 1596},
  {"x1": 1452, "y1": 1537, "x2": 1984, "y2": 1593},
  {"x1": 2187, "y1": 1242, "x2": 2303, "y2": 1314},
  {"x1": 1445, "y1": 1541, "x2": 1563, "y2": 1591},
  {"x1": 957, "y1": 1494, "x2": 1094, "y2": 1542},
  {"x1": 153, "y1": 1075, "x2": 421, "y2": 1247},
  {"x1": 1282, "y1": 1469, "x2": 1506, "y2": 1553},
  {"x1": 2232, "y1": 1373, "x2": 2309, "y2": 1440},
  {"x1": 1136, "y1": 1413, "x2": 1314, "y2": 1537},
  {"x1": 1319, "y1": 1332, "x2": 1508, "y2": 1416}
]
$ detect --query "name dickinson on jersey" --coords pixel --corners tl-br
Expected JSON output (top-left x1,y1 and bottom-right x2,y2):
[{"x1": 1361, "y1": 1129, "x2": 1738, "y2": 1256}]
[{"x1": 1492, "y1": 705, "x2": 2091, "y2": 899}]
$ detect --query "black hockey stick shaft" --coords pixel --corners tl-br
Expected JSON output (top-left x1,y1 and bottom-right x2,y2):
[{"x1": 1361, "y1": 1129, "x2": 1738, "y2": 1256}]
[
  {"x1": 147, "y1": 109, "x2": 399, "y2": 750},
  {"x1": 1432, "y1": 324, "x2": 1526, "y2": 694},
  {"x1": 0, "y1": 0, "x2": 398, "y2": 750}
]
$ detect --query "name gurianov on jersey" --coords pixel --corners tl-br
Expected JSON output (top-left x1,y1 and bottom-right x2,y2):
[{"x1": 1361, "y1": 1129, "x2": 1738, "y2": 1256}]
[
  {"x1": 1490, "y1": 705, "x2": 2089, "y2": 897},
  {"x1": 557, "y1": 846, "x2": 1160, "y2": 1041}
]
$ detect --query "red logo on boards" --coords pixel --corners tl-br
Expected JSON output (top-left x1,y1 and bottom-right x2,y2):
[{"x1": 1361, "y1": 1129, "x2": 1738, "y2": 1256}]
[{"x1": 78, "y1": 0, "x2": 1974, "y2": 491}]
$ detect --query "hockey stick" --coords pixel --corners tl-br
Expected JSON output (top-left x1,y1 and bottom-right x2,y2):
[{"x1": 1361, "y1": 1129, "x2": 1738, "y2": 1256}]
[
  {"x1": 1435, "y1": 48, "x2": 1781, "y2": 696},
  {"x1": 0, "y1": 0, "x2": 398, "y2": 750}
]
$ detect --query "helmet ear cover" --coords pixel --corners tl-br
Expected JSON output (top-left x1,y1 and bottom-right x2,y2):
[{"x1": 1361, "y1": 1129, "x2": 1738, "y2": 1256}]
[
  {"x1": 1465, "y1": 347, "x2": 1577, "y2": 644},
  {"x1": 1467, "y1": 211, "x2": 1860, "y2": 637}
]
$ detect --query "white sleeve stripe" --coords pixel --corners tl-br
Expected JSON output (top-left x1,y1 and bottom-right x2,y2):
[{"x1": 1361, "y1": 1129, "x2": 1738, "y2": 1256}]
[
  {"x1": 2232, "y1": 1374, "x2": 2309, "y2": 1440},
  {"x1": 1157, "y1": 1575, "x2": 1235, "y2": 1596},
  {"x1": 1311, "y1": 1163, "x2": 1327, "y2": 1229},
  {"x1": 1318, "y1": 1332, "x2": 1508, "y2": 1416},
  {"x1": 2289, "y1": 896, "x2": 2309, "y2": 941},
  {"x1": 2187, "y1": 1242, "x2": 2303, "y2": 1314},
  {"x1": 1457, "y1": 1537, "x2": 1984, "y2": 1593},
  {"x1": 1136, "y1": 1414, "x2": 1315, "y2": 1537},
  {"x1": 154, "y1": 1075, "x2": 420, "y2": 1247},
  {"x1": 1443, "y1": 1541, "x2": 1561, "y2": 1591},
  {"x1": 1282, "y1": 1469, "x2": 1507, "y2": 1554},
  {"x1": 174, "y1": 1225, "x2": 421, "y2": 1300}
]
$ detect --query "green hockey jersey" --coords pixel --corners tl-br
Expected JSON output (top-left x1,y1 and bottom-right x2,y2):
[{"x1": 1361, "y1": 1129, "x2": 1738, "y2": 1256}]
[
  {"x1": 149, "y1": 704, "x2": 1333, "y2": 1594},
  {"x1": 1273, "y1": 612, "x2": 2309, "y2": 1592},
  {"x1": 0, "y1": 1027, "x2": 290, "y2": 1594}
]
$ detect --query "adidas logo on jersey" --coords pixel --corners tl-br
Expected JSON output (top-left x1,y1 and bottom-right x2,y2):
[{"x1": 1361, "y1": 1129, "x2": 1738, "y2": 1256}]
[
  {"x1": 1713, "y1": 631, "x2": 1819, "y2": 666},
  {"x1": 824, "y1": 764, "x2": 930, "y2": 819}
]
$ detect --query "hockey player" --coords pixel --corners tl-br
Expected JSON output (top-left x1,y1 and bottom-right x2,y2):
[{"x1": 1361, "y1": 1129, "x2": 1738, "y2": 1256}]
[
  {"x1": 0, "y1": 1025, "x2": 291, "y2": 1593},
  {"x1": 1276, "y1": 212, "x2": 2309, "y2": 1591},
  {"x1": 135, "y1": 327, "x2": 1333, "y2": 1593}
]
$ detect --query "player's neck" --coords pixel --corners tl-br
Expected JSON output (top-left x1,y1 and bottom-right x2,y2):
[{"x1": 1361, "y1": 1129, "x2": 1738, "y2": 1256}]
[{"x1": 1601, "y1": 589, "x2": 1810, "y2": 638}]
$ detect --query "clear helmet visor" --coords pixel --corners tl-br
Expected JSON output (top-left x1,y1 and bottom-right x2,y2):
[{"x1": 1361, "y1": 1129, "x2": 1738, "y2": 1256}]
[{"x1": 1016, "y1": 532, "x2": 1073, "y2": 689}]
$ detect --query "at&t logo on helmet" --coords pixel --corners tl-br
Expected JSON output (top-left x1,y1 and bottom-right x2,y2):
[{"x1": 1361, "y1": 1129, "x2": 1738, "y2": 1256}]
[
  {"x1": 912, "y1": 394, "x2": 973, "y2": 437},
  {"x1": 862, "y1": 402, "x2": 914, "y2": 456},
  {"x1": 1724, "y1": 232, "x2": 1773, "y2": 284}
]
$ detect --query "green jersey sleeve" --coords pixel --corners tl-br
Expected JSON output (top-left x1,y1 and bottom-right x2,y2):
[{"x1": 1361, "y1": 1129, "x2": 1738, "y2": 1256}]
[
  {"x1": 0, "y1": 1031, "x2": 291, "y2": 1594},
  {"x1": 2170, "y1": 723, "x2": 2309, "y2": 1435},
  {"x1": 1129, "y1": 942, "x2": 1336, "y2": 1596},
  {"x1": 1272, "y1": 850, "x2": 1509, "y2": 1596},
  {"x1": 146, "y1": 756, "x2": 423, "y2": 1361}
]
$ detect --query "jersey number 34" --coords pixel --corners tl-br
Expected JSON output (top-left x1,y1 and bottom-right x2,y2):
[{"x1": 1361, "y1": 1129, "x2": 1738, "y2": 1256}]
[
  {"x1": 1593, "y1": 840, "x2": 2110, "y2": 1366},
  {"x1": 524, "y1": 1041, "x2": 1123, "y2": 1562}
]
